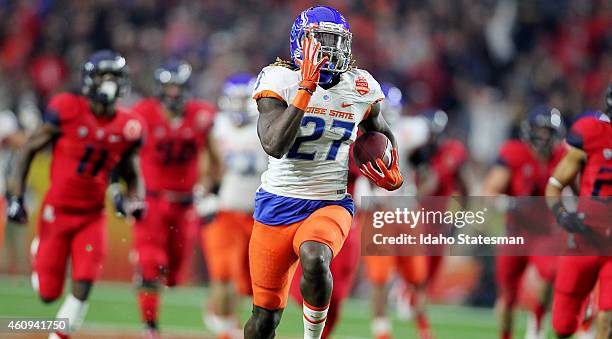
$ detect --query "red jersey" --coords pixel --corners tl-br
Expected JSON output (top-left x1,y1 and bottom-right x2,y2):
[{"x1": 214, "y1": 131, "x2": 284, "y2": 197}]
[
  {"x1": 134, "y1": 98, "x2": 215, "y2": 193},
  {"x1": 497, "y1": 139, "x2": 567, "y2": 196},
  {"x1": 44, "y1": 93, "x2": 144, "y2": 210},
  {"x1": 422, "y1": 139, "x2": 467, "y2": 196},
  {"x1": 567, "y1": 116, "x2": 612, "y2": 197}
]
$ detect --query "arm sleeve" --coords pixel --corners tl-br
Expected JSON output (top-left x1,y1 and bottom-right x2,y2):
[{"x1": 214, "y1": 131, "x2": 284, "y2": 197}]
[
  {"x1": 495, "y1": 141, "x2": 516, "y2": 168},
  {"x1": 44, "y1": 93, "x2": 76, "y2": 128},
  {"x1": 566, "y1": 117, "x2": 594, "y2": 150}
]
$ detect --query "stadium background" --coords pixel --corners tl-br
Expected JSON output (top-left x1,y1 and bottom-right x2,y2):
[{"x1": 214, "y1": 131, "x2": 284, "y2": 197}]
[{"x1": 0, "y1": 0, "x2": 610, "y2": 337}]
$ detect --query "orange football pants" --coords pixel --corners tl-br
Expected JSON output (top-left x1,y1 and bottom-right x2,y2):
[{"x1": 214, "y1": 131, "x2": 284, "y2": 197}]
[
  {"x1": 364, "y1": 255, "x2": 428, "y2": 286},
  {"x1": 249, "y1": 205, "x2": 352, "y2": 310},
  {"x1": 202, "y1": 210, "x2": 254, "y2": 295}
]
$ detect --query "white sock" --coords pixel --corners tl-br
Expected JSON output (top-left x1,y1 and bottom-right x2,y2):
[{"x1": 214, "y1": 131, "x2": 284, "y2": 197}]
[
  {"x1": 55, "y1": 294, "x2": 89, "y2": 335},
  {"x1": 371, "y1": 317, "x2": 391, "y2": 337},
  {"x1": 204, "y1": 312, "x2": 238, "y2": 335},
  {"x1": 303, "y1": 302, "x2": 328, "y2": 339}
]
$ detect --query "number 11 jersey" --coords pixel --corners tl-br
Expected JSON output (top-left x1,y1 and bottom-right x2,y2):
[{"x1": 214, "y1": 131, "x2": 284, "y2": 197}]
[
  {"x1": 43, "y1": 93, "x2": 144, "y2": 211},
  {"x1": 253, "y1": 65, "x2": 384, "y2": 200}
]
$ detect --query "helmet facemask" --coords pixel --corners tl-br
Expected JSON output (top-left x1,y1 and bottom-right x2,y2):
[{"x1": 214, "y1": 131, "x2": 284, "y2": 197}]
[{"x1": 297, "y1": 22, "x2": 352, "y2": 78}]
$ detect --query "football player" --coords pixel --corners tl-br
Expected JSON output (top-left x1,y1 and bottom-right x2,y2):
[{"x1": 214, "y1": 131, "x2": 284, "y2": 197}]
[
  {"x1": 483, "y1": 106, "x2": 567, "y2": 339},
  {"x1": 363, "y1": 86, "x2": 436, "y2": 339},
  {"x1": 0, "y1": 110, "x2": 25, "y2": 255},
  {"x1": 247, "y1": 6, "x2": 403, "y2": 339},
  {"x1": 128, "y1": 59, "x2": 219, "y2": 338},
  {"x1": 6, "y1": 50, "x2": 144, "y2": 339},
  {"x1": 545, "y1": 84, "x2": 612, "y2": 338},
  {"x1": 201, "y1": 73, "x2": 267, "y2": 338}
]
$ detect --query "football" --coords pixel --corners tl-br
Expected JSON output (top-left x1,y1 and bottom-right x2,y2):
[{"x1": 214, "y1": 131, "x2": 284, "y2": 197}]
[{"x1": 353, "y1": 131, "x2": 392, "y2": 171}]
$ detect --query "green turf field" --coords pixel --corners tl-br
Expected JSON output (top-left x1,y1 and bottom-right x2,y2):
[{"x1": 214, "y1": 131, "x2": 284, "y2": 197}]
[{"x1": 0, "y1": 275, "x2": 537, "y2": 338}]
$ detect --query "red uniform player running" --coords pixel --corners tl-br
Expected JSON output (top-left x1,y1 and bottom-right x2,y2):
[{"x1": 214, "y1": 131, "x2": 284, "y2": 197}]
[
  {"x1": 128, "y1": 59, "x2": 219, "y2": 338},
  {"x1": 7, "y1": 50, "x2": 144, "y2": 339},
  {"x1": 545, "y1": 85, "x2": 612, "y2": 338},
  {"x1": 483, "y1": 105, "x2": 567, "y2": 339}
]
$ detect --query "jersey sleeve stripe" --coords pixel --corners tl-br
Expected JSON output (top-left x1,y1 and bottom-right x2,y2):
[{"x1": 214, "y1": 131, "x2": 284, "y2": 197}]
[
  {"x1": 253, "y1": 90, "x2": 286, "y2": 104},
  {"x1": 566, "y1": 130, "x2": 584, "y2": 150}
]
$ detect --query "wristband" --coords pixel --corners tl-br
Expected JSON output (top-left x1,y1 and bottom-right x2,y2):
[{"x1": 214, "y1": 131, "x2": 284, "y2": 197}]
[
  {"x1": 548, "y1": 177, "x2": 564, "y2": 189},
  {"x1": 292, "y1": 90, "x2": 312, "y2": 111}
]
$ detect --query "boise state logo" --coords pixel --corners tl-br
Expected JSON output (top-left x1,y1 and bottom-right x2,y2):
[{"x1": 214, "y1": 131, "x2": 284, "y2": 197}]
[
  {"x1": 123, "y1": 119, "x2": 142, "y2": 141},
  {"x1": 355, "y1": 75, "x2": 369, "y2": 95},
  {"x1": 291, "y1": 12, "x2": 309, "y2": 62}
]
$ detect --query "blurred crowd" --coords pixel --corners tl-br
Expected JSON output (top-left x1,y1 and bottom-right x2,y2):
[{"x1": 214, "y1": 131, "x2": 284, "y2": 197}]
[{"x1": 0, "y1": 0, "x2": 610, "y2": 162}]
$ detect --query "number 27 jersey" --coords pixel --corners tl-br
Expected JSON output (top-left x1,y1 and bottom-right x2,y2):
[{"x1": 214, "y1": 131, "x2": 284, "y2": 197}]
[
  {"x1": 253, "y1": 65, "x2": 384, "y2": 200},
  {"x1": 44, "y1": 93, "x2": 143, "y2": 211}
]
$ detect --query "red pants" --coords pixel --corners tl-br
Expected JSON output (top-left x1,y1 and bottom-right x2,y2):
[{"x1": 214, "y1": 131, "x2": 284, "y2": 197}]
[
  {"x1": 552, "y1": 256, "x2": 612, "y2": 336},
  {"x1": 34, "y1": 201, "x2": 107, "y2": 301},
  {"x1": 496, "y1": 256, "x2": 557, "y2": 306},
  {"x1": 133, "y1": 196, "x2": 197, "y2": 286}
]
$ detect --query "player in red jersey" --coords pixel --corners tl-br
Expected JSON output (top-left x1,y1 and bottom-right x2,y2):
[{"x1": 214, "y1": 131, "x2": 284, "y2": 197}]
[
  {"x1": 545, "y1": 84, "x2": 612, "y2": 338},
  {"x1": 483, "y1": 106, "x2": 567, "y2": 339},
  {"x1": 6, "y1": 50, "x2": 144, "y2": 339},
  {"x1": 408, "y1": 109, "x2": 469, "y2": 284},
  {"x1": 128, "y1": 59, "x2": 219, "y2": 338}
]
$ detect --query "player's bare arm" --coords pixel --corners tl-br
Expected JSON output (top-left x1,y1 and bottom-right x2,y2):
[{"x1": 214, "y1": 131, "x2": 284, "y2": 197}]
[
  {"x1": 6, "y1": 123, "x2": 60, "y2": 223},
  {"x1": 195, "y1": 133, "x2": 224, "y2": 219},
  {"x1": 545, "y1": 146, "x2": 588, "y2": 234},
  {"x1": 115, "y1": 143, "x2": 144, "y2": 198},
  {"x1": 358, "y1": 102, "x2": 397, "y2": 148},
  {"x1": 482, "y1": 165, "x2": 510, "y2": 196},
  {"x1": 8, "y1": 123, "x2": 60, "y2": 197},
  {"x1": 545, "y1": 146, "x2": 585, "y2": 201},
  {"x1": 256, "y1": 97, "x2": 306, "y2": 159}
]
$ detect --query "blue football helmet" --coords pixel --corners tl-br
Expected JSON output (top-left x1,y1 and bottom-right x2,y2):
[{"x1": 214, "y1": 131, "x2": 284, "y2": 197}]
[
  {"x1": 290, "y1": 6, "x2": 352, "y2": 85},
  {"x1": 218, "y1": 73, "x2": 257, "y2": 125},
  {"x1": 521, "y1": 105, "x2": 564, "y2": 152},
  {"x1": 380, "y1": 83, "x2": 404, "y2": 124},
  {"x1": 154, "y1": 59, "x2": 192, "y2": 112},
  {"x1": 154, "y1": 59, "x2": 192, "y2": 86},
  {"x1": 82, "y1": 50, "x2": 129, "y2": 105}
]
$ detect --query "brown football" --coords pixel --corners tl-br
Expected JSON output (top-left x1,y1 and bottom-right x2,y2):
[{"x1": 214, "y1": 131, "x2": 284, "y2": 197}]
[{"x1": 353, "y1": 131, "x2": 392, "y2": 171}]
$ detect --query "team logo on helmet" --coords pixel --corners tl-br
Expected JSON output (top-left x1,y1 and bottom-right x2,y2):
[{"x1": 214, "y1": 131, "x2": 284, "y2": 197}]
[
  {"x1": 123, "y1": 119, "x2": 142, "y2": 141},
  {"x1": 355, "y1": 76, "x2": 369, "y2": 95}
]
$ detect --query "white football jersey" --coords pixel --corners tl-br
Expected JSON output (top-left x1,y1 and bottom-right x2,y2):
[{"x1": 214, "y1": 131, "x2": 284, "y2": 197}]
[
  {"x1": 213, "y1": 113, "x2": 268, "y2": 211},
  {"x1": 253, "y1": 65, "x2": 384, "y2": 200}
]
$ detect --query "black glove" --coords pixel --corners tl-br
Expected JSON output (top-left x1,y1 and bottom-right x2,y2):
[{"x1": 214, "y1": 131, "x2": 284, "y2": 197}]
[
  {"x1": 7, "y1": 195, "x2": 28, "y2": 224},
  {"x1": 552, "y1": 202, "x2": 588, "y2": 234}
]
